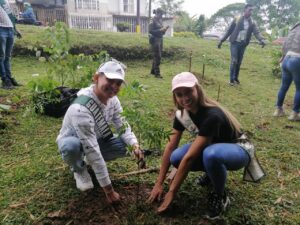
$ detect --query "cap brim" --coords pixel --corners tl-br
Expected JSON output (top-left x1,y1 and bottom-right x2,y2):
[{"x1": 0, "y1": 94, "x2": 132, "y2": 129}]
[
  {"x1": 103, "y1": 72, "x2": 126, "y2": 85},
  {"x1": 172, "y1": 82, "x2": 196, "y2": 92}
]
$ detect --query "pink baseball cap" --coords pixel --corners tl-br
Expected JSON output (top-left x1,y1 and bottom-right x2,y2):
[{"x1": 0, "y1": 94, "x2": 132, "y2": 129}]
[{"x1": 171, "y1": 72, "x2": 199, "y2": 91}]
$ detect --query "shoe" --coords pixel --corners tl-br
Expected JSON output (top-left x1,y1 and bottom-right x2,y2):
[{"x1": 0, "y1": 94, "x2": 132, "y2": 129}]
[
  {"x1": 155, "y1": 74, "x2": 163, "y2": 79},
  {"x1": 288, "y1": 111, "x2": 300, "y2": 121},
  {"x1": 273, "y1": 108, "x2": 285, "y2": 117},
  {"x1": 234, "y1": 79, "x2": 240, "y2": 84},
  {"x1": 1, "y1": 79, "x2": 14, "y2": 89},
  {"x1": 150, "y1": 69, "x2": 155, "y2": 75},
  {"x1": 203, "y1": 191, "x2": 230, "y2": 220},
  {"x1": 73, "y1": 167, "x2": 94, "y2": 191},
  {"x1": 196, "y1": 173, "x2": 211, "y2": 186},
  {"x1": 10, "y1": 77, "x2": 22, "y2": 86},
  {"x1": 229, "y1": 82, "x2": 235, "y2": 86}
]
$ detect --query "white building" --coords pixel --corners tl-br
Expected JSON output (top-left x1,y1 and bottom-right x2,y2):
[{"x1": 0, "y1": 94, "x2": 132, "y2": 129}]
[{"x1": 10, "y1": 0, "x2": 173, "y2": 36}]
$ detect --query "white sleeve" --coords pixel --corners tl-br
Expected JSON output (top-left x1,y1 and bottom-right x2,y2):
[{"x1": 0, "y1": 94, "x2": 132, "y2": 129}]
[
  {"x1": 71, "y1": 105, "x2": 111, "y2": 187},
  {"x1": 112, "y1": 98, "x2": 138, "y2": 146}
]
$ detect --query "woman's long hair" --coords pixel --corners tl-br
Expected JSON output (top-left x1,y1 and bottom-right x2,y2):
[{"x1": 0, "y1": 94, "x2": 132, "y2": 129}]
[{"x1": 173, "y1": 84, "x2": 241, "y2": 137}]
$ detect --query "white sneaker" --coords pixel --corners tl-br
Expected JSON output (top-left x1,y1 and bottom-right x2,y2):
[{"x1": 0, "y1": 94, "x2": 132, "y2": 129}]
[
  {"x1": 288, "y1": 111, "x2": 300, "y2": 121},
  {"x1": 273, "y1": 108, "x2": 285, "y2": 117},
  {"x1": 73, "y1": 167, "x2": 94, "y2": 191}
]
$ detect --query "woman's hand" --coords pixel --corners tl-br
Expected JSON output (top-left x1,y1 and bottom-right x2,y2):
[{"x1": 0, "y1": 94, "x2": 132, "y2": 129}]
[
  {"x1": 147, "y1": 183, "x2": 164, "y2": 203},
  {"x1": 103, "y1": 185, "x2": 121, "y2": 204},
  {"x1": 157, "y1": 191, "x2": 175, "y2": 213}
]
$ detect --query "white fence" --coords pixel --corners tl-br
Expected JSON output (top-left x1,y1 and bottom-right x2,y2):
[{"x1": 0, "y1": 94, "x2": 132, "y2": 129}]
[{"x1": 68, "y1": 14, "x2": 113, "y2": 31}]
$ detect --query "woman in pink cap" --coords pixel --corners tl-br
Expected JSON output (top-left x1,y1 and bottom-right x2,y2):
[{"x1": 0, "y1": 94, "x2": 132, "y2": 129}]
[{"x1": 148, "y1": 72, "x2": 253, "y2": 220}]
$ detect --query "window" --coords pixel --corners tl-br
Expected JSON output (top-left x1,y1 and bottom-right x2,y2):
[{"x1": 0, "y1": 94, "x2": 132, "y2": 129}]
[
  {"x1": 123, "y1": 0, "x2": 134, "y2": 13},
  {"x1": 75, "y1": 0, "x2": 100, "y2": 10}
]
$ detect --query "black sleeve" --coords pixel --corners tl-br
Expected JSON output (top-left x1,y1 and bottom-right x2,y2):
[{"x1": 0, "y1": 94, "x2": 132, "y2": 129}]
[
  {"x1": 149, "y1": 20, "x2": 164, "y2": 37},
  {"x1": 173, "y1": 117, "x2": 185, "y2": 131},
  {"x1": 198, "y1": 114, "x2": 221, "y2": 137}
]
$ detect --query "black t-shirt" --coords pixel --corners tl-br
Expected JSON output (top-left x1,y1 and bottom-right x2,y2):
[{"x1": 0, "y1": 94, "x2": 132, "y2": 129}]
[{"x1": 173, "y1": 107, "x2": 239, "y2": 143}]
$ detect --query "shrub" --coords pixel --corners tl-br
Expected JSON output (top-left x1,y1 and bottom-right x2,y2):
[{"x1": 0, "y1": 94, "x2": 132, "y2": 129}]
[
  {"x1": 271, "y1": 49, "x2": 282, "y2": 77},
  {"x1": 116, "y1": 22, "x2": 130, "y2": 32},
  {"x1": 174, "y1": 32, "x2": 198, "y2": 39}
]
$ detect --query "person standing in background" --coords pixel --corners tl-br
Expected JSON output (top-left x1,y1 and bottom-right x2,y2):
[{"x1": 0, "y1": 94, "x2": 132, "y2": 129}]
[
  {"x1": 148, "y1": 8, "x2": 169, "y2": 79},
  {"x1": 0, "y1": 0, "x2": 22, "y2": 89},
  {"x1": 217, "y1": 4, "x2": 266, "y2": 85},
  {"x1": 273, "y1": 21, "x2": 300, "y2": 121}
]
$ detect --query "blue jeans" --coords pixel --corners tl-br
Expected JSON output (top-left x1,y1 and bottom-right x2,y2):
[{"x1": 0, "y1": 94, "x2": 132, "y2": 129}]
[
  {"x1": 230, "y1": 42, "x2": 246, "y2": 82},
  {"x1": 0, "y1": 27, "x2": 14, "y2": 81},
  {"x1": 170, "y1": 143, "x2": 250, "y2": 195},
  {"x1": 57, "y1": 136, "x2": 127, "y2": 172},
  {"x1": 276, "y1": 56, "x2": 300, "y2": 113}
]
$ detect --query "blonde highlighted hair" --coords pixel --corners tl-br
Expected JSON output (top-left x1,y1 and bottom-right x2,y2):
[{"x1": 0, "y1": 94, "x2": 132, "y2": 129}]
[{"x1": 173, "y1": 83, "x2": 241, "y2": 137}]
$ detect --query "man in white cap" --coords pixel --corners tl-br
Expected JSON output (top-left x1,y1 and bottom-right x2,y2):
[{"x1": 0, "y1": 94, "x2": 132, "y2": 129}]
[{"x1": 56, "y1": 60, "x2": 144, "y2": 204}]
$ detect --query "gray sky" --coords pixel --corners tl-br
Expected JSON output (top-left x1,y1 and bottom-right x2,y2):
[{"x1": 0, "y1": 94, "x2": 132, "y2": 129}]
[{"x1": 182, "y1": 0, "x2": 245, "y2": 18}]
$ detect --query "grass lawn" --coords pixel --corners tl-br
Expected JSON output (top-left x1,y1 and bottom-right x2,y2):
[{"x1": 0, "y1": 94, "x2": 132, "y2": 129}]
[{"x1": 0, "y1": 26, "x2": 299, "y2": 225}]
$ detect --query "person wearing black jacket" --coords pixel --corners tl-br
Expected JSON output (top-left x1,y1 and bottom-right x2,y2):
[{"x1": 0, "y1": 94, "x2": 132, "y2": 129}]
[
  {"x1": 217, "y1": 4, "x2": 265, "y2": 85},
  {"x1": 148, "y1": 8, "x2": 169, "y2": 78}
]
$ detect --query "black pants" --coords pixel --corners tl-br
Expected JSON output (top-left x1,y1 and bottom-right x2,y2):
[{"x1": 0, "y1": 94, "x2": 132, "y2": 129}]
[{"x1": 151, "y1": 38, "x2": 163, "y2": 75}]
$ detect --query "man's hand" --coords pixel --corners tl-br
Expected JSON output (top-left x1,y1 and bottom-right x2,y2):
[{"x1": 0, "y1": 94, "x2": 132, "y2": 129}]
[
  {"x1": 147, "y1": 183, "x2": 164, "y2": 203},
  {"x1": 16, "y1": 31, "x2": 22, "y2": 39},
  {"x1": 217, "y1": 41, "x2": 222, "y2": 49},
  {"x1": 260, "y1": 40, "x2": 266, "y2": 48},
  {"x1": 103, "y1": 185, "x2": 121, "y2": 204},
  {"x1": 160, "y1": 26, "x2": 169, "y2": 33}
]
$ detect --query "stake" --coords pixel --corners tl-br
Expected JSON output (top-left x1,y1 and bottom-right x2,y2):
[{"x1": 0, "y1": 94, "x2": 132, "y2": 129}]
[
  {"x1": 189, "y1": 51, "x2": 193, "y2": 72},
  {"x1": 217, "y1": 84, "x2": 221, "y2": 101},
  {"x1": 202, "y1": 64, "x2": 205, "y2": 80}
]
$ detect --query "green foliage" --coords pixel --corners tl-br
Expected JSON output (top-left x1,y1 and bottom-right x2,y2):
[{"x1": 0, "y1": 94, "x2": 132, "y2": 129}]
[
  {"x1": 119, "y1": 80, "x2": 172, "y2": 151},
  {"x1": 173, "y1": 31, "x2": 198, "y2": 38},
  {"x1": 247, "y1": 0, "x2": 300, "y2": 30},
  {"x1": 116, "y1": 22, "x2": 130, "y2": 32},
  {"x1": 271, "y1": 49, "x2": 282, "y2": 77},
  {"x1": 195, "y1": 14, "x2": 206, "y2": 37},
  {"x1": 157, "y1": 0, "x2": 184, "y2": 16},
  {"x1": 207, "y1": 3, "x2": 245, "y2": 31}
]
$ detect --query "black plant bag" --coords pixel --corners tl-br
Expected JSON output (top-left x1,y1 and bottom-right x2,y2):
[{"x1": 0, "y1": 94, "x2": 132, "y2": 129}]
[{"x1": 35, "y1": 87, "x2": 79, "y2": 118}]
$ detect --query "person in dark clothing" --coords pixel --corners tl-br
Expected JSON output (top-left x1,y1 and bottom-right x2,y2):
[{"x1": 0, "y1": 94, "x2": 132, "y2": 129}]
[
  {"x1": 20, "y1": 2, "x2": 37, "y2": 25},
  {"x1": 0, "y1": 0, "x2": 22, "y2": 89},
  {"x1": 273, "y1": 21, "x2": 300, "y2": 121},
  {"x1": 148, "y1": 72, "x2": 265, "y2": 220},
  {"x1": 148, "y1": 8, "x2": 169, "y2": 78},
  {"x1": 218, "y1": 4, "x2": 266, "y2": 85}
]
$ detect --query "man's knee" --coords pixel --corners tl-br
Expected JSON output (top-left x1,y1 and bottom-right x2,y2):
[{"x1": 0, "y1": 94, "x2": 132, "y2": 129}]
[{"x1": 58, "y1": 136, "x2": 82, "y2": 157}]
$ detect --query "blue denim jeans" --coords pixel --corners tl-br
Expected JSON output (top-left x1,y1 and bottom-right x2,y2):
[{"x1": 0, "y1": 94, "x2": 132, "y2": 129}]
[
  {"x1": 230, "y1": 42, "x2": 246, "y2": 82},
  {"x1": 170, "y1": 143, "x2": 250, "y2": 195},
  {"x1": 57, "y1": 136, "x2": 127, "y2": 172},
  {"x1": 276, "y1": 56, "x2": 300, "y2": 113},
  {"x1": 0, "y1": 27, "x2": 14, "y2": 81}
]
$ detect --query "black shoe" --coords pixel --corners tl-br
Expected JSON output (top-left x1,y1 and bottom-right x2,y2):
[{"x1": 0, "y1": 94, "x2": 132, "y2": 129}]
[
  {"x1": 2, "y1": 79, "x2": 14, "y2": 89},
  {"x1": 196, "y1": 173, "x2": 211, "y2": 186},
  {"x1": 234, "y1": 79, "x2": 240, "y2": 84},
  {"x1": 154, "y1": 74, "x2": 163, "y2": 79},
  {"x1": 10, "y1": 77, "x2": 22, "y2": 86},
  {"x1": 203, "y1": 191, "x2": 230, "y2": 220}
]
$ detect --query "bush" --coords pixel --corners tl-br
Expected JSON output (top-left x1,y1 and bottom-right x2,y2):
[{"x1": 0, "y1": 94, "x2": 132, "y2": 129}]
[
  {"x1": 271, "y1": 49, "x2": 282, "y2": 77},
  {"x1": 174, "y1": 32, "x2": 198, "y2": 39},
  {"x1": 116, "y1": 22, "x2": 130, "y2": 32}
]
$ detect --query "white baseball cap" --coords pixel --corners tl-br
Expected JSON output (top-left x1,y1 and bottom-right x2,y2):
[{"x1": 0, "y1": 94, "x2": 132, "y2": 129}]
[
  {"x1": 96, "y1": 61, "x2": 125, "y2": 81},
  {"x1": 172, "y1": 72, "x2": 199, "y2": 92}
]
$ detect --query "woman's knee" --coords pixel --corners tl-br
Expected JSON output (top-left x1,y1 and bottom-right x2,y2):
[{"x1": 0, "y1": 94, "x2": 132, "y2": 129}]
[
  {"x1": 203, "y1": 146, "x2": 220, "y2": 163},
  {"x1": 170, "y1": 151, "x2": 181, "y2": 168}
]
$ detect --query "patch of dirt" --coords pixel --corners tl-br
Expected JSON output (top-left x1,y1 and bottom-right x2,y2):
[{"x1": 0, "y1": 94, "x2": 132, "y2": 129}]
[{"x1": 40, "y1": 184, "x2": 155, "y2": 225}]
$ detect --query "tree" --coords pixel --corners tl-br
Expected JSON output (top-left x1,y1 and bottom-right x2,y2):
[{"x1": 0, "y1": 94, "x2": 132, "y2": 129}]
[
  {"x1": 173, "y1": 11, "x2": 197, "y2": 32},
  {"x1": 156, "y1": 0, "x2": 184, "y2": 16},
  {"x1": 207, "y1": 3, "x2": 245, "y2": 31},
  {"x1": 195, "y1": 14, "x2": 206, "y2": 37},
  {"x1": 247, "y1": 0, "x2": 300, "y2": 30}
]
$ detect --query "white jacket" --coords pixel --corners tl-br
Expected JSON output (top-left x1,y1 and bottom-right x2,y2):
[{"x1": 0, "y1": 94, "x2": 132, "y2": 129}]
[{"x1": 56, "y1": 85, "x2": 138, "y2": 187}]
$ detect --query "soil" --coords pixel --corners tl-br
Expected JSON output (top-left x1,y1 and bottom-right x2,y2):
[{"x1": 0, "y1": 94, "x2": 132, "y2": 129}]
[{"x1": 40, "y1": 184, "x2": 154, "y2": 225}]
